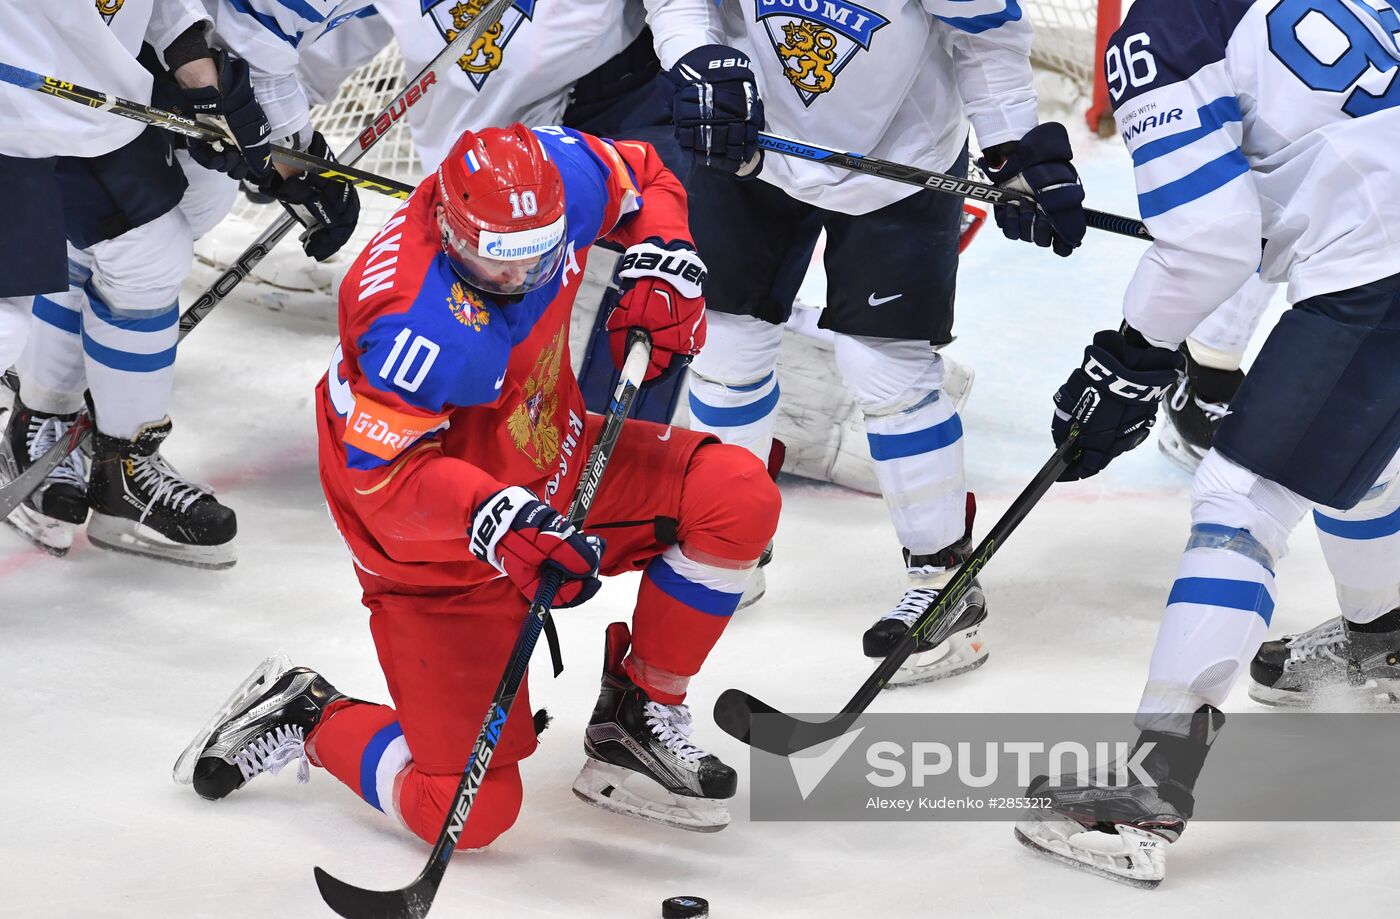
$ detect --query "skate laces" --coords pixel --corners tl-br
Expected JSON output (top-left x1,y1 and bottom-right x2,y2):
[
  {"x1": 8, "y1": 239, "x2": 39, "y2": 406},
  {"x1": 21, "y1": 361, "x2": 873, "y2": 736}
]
[
  {"x1": 1284, "y1": 618, "x2": 1348, "y2": 670},
  {"x1": 232, "y1": 725, "x2": 310, "y2": 785},
  {"x1": 1169, "y1": 378, "x2": 1229, "y2": 421},
  {"x1": 643, "y1": 702, "x2": 705, "y2": 764},
  {"x1": 130, "y1": 452, "x2": 212, "y2": 518},
  {"x1": 28, "y1": 415, "x2": 86, "y2": 489},
  {"x1": 881, "y1": 586, "x2": 942, "y2": 627}
]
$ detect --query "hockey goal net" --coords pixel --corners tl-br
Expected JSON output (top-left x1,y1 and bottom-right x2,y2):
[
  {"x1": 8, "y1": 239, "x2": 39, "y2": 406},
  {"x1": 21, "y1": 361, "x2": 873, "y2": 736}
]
[{"x1": 191, "y1": 0, "x2": 1121, "y2": 306}]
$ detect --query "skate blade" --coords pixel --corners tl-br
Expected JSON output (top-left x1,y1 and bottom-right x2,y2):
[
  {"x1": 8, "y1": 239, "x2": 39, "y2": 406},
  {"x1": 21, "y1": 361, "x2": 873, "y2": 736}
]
[
  {"x1": 1155, "y1": 426, "x2": 1205, "y2": 475},
  {"x1": 572, "y1": 759, "x2": 730, "y2": 833},
  {"x1": 882, "y1": 628, "x2": 989, "y2": 689},
  {"x1": 6, "y1": 504, "x2": 74, "y2": 556},
  {"x1": 88, "y1": 513, "x2": 236, "y2": 570},
  {"x1": 1014, "y1": 818, "x2": 1164, "y2": 890},
  {"x1": 173, "y1": 652, "x2": 293, "y2": 785},
  {"x1": 1249, "y1": 679, "x2": 1400, "y2": 709}
]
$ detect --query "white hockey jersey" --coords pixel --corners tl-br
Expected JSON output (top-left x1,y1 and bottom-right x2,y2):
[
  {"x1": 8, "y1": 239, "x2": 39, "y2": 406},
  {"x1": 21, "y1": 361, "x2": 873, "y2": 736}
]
[
  {"x1": 709, "y1": 0, "x2": 1039, "y2": 214},
  {"x1": 295, "y1": 0, "x2": 716, "y2": 174},
  {"x1": 0, "y1": 0, "x2": 206, "y2": 158},
  {"x1": 196, "y1": 0, "x2": 384, "y2": 142},
  {"x1": 1110, "y1": 0, "x2": 1400, "y2": 347}
]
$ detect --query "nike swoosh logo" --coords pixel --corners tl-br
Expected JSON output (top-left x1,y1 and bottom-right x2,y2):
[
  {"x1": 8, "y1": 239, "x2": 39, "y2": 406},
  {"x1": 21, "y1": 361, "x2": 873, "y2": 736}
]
[
  {"x1": 868, "y1": 293, "x2": 903, "y2": 306},
  {"x1": 494, "y1": 373, "x2": 506, "y2": 389},
  {"x1": 165, "y1": 145, "x2": 174, "y2": 167},
  {"x1": 657, "y1": 427, "x2": 672, "y2": 442}
]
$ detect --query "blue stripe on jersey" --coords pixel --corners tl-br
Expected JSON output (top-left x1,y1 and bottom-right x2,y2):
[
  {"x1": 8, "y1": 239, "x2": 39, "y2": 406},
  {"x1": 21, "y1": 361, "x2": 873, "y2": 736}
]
[
  {"x1": 227, "y1": 0, "x2": 305, "y2": 46},
  {"x1": 1137, "y1": 148, "x2": 1250, "y2": 218},
  {"x1": 866, "y1": 414, "x2": 963, "y2": 462},
  {"x1": 32, "y1": 295, "x2": 80, "y2": 334},
  {"x1": 688, "y1": 384, "x2": 780, "y2": 427},
  {"x1": 359, "y1": 721, "x2": 404, "y2": 812},
  {"x1": 930, "y1": 0, "x2": 1023, "y2": 33},
  {"x1": 644, "y1": 556, "x2": 742, "y2": 617},
  {"x1": 1314, "y1": 504, "x2": 1400, "y2": 540},
  {"x1": 1167, "y1": 576, "x2": 1275, "y2": 624},
  {"x1": 1131, "y1": 97, "x2": 1244, "y2": 166}
]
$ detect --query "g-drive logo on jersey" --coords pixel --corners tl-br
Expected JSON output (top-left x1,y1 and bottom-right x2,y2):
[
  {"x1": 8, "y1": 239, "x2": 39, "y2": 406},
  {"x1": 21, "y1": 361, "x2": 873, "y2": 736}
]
[
  {"x1": 755, "y1": 0, "x2": 890, "y2": 107},
  {"x1": 423, "y1": 0, "x2": 539, "y2": 90}
]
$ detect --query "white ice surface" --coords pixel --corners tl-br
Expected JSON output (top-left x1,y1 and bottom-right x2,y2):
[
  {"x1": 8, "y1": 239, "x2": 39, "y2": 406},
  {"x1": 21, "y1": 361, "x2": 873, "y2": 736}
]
[{"x1": 4, "y1": 130, "x2": 1396, "y2": 919}]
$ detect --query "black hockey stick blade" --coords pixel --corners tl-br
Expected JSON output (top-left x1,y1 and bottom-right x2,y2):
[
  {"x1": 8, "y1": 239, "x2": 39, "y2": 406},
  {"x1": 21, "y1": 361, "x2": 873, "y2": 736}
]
[
  {"x1": 714, "y1": 689, "x2": 862, "y2": 756},
  {"x1": 313, "y1": 864, "x2": 442, "y2": 919},
  {"x1": 715, "y1": 433, "x2": 1080, "y2": 758}
]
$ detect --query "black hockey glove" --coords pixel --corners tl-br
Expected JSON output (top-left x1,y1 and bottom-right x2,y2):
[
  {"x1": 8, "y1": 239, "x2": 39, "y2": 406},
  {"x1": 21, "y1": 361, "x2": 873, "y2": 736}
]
[
  {"x1": 258, "y1": 131, "x2": 361, "y2": 261},
  {"x1": 1052, "y1": 326, "x2": 1184, "y2": 481},
  {"x1": 182, "y1": 55, "x2": 273, "y2": 182},
  {"x1": 979, "y1": 122, "x2": 1086, "y2": 258},
  {"x1": 667, "y1": 44, "x2": 764, "y2": 177}
]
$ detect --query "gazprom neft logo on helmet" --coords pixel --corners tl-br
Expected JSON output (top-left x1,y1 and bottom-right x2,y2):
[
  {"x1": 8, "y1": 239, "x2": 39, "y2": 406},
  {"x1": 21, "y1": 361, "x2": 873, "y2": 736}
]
[{"x1": 478, "y1": 216, "x2": 566, "y2": 261}]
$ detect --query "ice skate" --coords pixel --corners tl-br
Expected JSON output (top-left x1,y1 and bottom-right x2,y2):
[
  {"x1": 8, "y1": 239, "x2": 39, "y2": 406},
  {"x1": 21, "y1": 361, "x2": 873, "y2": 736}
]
[
  {"x1": 1014, "y1": 707, "x2": 1223, "y2": 889},
  {"x1": 1249, "y1": 612, "x2": 1400, "y2": 707},
  {"x1": 0, "y1": 399, "x2": 89, "y2": 556},
  {"x1": 86, "y1": 417, "x2": 237, "y2": 569},
  {"x1": 573, "y1": 622, "x2": 737, "y2": 833},
  {"x1": 1157, "y1": 351, "x2": 1243, "y2": 474},
  {"x1": 862, "y1": 539, "x2": 988, "y2": 686},
  {"x1": 174, "y1": 653, "x2": 345, "y2": 800}
]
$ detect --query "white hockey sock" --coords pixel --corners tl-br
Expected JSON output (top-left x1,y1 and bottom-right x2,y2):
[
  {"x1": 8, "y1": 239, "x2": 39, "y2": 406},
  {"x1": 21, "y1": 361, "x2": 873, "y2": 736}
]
[
  {"x1": 1314, "y1": 451, "x2": 1400, "y2": 623},
  {"x1": 0, "y1": 296, "x2": 32, "y2": 373},
  {"x1": 20, "y1": 258, "x2": 89, "y2": 414},
  {"x1": 1137, "y1": 535, "x2": 1276, "y2": 728},
  {"x1": 834, "y1": 334, "x2": 965, "y2": 554},
  {"x1": 81, "y1": 279, "x2": 177, "y2": 441},
  {"x1": 686, "y1": 313, "x2": 783, "y2": 461}
]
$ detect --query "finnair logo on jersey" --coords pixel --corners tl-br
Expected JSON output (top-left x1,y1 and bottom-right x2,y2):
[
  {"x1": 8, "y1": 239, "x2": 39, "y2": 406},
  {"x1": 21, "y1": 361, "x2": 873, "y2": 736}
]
[
  {"x1": 424, "y1": 0, "x2": 539, "y2": 91},
  {"x1": 755, "y1": 0, "x2": 890, "y2": 107}
]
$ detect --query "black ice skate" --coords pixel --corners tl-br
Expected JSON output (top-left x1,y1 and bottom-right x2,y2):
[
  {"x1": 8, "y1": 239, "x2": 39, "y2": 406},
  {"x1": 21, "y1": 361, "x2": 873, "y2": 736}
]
[
  {"x1": 173, "y1": 653, "x2": 346, "y2": 800},
  {"x1": 0, "y1": 398, "x2": 89, "y2": 555},
  {"x1": 863, "y1": 539, "x2": 988, "y2": 686},
  {"x1": 1249, "y1": 612, "x2": 1400, "y2": 707},
  {"x1": 573, "y1": 622, "x2": 737, "y2": 833},
  {"x1": 1014, "y1": 706, "x2": 1224, "y2": 889},
  {"x1": 86, "y1": 417, "x2": 237, "y2": 568},
  {"x1": 1157, "y1": 349, "x2": 1244, "y2": 473}
]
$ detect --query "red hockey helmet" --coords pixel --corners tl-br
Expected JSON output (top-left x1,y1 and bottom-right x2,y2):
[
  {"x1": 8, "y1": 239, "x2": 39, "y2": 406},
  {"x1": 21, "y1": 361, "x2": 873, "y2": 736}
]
[{"x1": 435, "y1": 123, "x2": 568, "y2": 297}]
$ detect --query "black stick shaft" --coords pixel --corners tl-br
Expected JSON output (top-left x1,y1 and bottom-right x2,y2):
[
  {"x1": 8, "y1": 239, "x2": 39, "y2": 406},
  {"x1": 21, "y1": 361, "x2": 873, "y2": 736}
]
[{"x1": 757, "y1": 133, "x2": 1152, "y2": 242}]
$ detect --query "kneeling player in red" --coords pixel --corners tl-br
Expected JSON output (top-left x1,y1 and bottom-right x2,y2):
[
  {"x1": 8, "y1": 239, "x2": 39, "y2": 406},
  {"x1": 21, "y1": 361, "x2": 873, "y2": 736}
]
[{"x1": 175, "y1": 124, "x2": 780, "y2": 842}]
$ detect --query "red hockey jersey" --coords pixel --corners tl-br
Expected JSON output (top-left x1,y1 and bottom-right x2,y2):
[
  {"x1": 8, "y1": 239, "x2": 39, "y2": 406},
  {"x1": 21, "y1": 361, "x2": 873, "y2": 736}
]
[{"x1": 315, "y1": 126, "x2": 691, "y2": 587}]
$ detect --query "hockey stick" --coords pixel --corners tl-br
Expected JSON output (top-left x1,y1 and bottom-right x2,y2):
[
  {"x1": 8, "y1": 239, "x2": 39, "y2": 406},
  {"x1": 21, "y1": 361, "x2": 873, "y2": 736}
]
[
  {"x1": 0, "y1": 62, "x2": 414, "y2": 200},
  {"x1": 713, "y1": 429, "x2": 1081, "y2": 757},
  {"x1": 313, "y1": 330, "x2": 654, "y2": 919},
  {"x1": 0, "y1": 0, "x2": 512, "y2": 519},
  {"x1": 757, "y1": 133, "x2": 1152, "y2": 242}
]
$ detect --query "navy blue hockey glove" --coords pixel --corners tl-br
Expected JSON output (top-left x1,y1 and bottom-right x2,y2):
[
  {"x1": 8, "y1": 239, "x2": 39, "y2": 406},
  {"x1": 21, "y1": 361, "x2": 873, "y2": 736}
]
[
  {"x1": 979, "y1": 123, "x2": 1086, "y2": 257},
  {"x1": 1053, "y1": 327, "x2": 1184, "y2": 481},
  {"x1": 668, "y1": 45, "x2": 764, "y2": 176},
  {"x1": 182, "y1": 55, "x2": 272, "y2": 182},
  {"x1": 471, "y1": 487, "x2": 605, "y2": 608},
  {"x1": 258, "y1": 131, "x2": 361, "y2": 261}
]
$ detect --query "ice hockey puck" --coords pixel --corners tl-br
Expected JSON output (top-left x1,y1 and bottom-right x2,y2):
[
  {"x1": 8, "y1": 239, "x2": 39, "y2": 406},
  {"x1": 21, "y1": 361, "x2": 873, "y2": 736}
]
[{"x1": 662, "y1": 895, "x2": 708, "y2": 918}]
